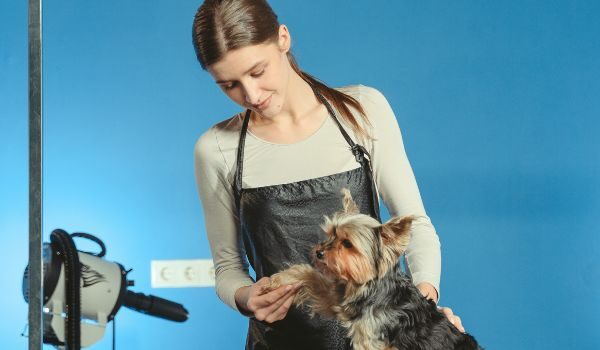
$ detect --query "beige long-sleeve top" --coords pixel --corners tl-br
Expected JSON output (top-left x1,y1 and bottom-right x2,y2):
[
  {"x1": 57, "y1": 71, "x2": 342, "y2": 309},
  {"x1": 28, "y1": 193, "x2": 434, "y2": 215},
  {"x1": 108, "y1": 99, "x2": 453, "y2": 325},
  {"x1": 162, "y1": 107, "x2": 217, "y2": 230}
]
[{"x1": 194, "y1": 84, "x2": 441, "y2": 312}]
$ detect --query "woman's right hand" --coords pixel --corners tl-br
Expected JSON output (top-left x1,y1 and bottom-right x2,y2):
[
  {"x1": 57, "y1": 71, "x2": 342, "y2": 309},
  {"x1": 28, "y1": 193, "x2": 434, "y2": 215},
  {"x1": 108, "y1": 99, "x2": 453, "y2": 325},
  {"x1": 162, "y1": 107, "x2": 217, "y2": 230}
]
[{"x1": 235, "y1": 277, "x2": 300, "y2": 323}]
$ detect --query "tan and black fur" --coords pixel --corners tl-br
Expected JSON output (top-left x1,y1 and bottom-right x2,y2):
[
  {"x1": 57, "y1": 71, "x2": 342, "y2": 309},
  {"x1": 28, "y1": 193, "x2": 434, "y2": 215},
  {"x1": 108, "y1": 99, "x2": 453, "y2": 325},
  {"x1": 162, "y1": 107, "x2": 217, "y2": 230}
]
[{"x1": 264, "y1": 188, "x2": 481, "y2": 350}]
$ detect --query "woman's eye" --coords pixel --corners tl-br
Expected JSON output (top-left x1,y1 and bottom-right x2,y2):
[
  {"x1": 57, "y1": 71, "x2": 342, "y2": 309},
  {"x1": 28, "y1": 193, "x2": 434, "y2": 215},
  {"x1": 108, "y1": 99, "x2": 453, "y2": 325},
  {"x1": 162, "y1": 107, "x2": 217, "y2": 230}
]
[
  {"x1": 341, "y1": 239, "x2": 353, "y2": 249},
  {"x1": 223, "y1": 82, "x2": 237, "y2": 90},
  {"x1": 251, "y1": 70, "x2": 265, "y2": 77}
]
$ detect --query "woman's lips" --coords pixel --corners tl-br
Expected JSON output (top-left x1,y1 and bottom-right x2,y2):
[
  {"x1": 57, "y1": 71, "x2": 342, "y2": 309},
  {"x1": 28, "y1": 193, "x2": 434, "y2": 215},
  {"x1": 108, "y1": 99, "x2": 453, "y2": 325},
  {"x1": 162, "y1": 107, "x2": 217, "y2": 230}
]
[{"x1": 257, "y1": 95, "x2": 272, "y2": 110}]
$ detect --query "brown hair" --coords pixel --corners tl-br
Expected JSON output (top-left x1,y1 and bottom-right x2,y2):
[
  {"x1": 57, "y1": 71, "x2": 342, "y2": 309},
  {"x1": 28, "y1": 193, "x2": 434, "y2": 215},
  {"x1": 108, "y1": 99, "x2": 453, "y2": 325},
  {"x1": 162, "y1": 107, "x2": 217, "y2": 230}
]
[{"x1": 192, "y1": 0, "x2": 372, "y2": 140}]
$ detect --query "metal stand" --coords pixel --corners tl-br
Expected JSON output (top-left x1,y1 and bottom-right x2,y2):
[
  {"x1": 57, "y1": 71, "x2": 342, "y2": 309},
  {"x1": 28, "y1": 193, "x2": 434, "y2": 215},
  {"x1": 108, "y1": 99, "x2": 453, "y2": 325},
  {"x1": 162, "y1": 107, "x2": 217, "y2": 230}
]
[{"x1": 28, "y1": 0, "x2": 43, "y2": 348}]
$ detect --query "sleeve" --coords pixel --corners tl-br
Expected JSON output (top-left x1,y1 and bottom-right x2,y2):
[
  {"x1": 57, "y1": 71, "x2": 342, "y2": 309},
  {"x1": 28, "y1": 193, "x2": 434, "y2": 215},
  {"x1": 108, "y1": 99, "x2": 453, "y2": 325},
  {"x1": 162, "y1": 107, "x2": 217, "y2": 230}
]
[
  {"x1": 194, "y1": 127, "x2": 255, "y2": 312},
  {"x1": 359, "y1": 85, "x2": 442, "y2": 298}
]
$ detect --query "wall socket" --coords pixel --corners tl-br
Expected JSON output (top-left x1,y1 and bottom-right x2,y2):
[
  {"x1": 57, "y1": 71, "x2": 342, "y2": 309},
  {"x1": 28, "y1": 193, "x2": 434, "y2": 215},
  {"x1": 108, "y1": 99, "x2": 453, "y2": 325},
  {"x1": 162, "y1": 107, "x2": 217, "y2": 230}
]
[{"x1": 151, "y1": 259, "x2": 215, "y2": 288}]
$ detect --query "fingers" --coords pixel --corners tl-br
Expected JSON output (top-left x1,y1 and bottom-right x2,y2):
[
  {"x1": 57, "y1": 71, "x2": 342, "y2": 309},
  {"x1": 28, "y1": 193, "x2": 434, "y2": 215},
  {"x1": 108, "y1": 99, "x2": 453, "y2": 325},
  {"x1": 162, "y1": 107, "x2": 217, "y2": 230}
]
[
  {"x1": 248, "y1": 280, "x2": 287, "y2": 310},
  {"x1": 438, "y1": 306, "x2": 465, "y2": 333},
  {"x1": 253, "y1": 285, "x2": 296, "y2": 322},
  {"x1": 255, "y1": 276, "x2": 271, "y2": 287},
  {"x1": 261, "y1": 284, "x2": 295, "y2": 306},
  {"x1": 263, "y1": 288, "x2": 297, "y2": 323},
  {"x1": 250, "y1": 283, "x2": 300, "y2": 323},
  {"x1": 453, "y1": 315, "x2": 464, "y2": 333}
]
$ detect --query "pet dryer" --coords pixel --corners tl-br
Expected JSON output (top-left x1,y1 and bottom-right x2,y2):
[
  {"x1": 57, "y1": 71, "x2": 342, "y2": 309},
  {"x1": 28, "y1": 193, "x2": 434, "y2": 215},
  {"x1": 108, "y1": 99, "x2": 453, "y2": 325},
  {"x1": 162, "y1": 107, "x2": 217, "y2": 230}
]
[{"x1": 22, "y1": 229, "x2": 189, "y2": 349}]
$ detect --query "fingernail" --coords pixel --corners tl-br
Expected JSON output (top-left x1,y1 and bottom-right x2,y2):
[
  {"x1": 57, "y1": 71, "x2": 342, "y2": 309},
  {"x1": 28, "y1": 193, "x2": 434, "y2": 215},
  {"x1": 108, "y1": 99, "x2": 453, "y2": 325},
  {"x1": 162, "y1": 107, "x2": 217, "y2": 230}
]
[{"x1": 285, "y1": 285, "x2": 292, "y2": 291}]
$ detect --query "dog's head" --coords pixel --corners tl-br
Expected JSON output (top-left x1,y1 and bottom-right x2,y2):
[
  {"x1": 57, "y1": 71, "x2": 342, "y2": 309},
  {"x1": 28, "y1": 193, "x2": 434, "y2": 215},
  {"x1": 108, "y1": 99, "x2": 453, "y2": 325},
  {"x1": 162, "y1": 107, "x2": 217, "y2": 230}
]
[{"x1": 314, "y1": 188, "x2": 414, "y2": 285}]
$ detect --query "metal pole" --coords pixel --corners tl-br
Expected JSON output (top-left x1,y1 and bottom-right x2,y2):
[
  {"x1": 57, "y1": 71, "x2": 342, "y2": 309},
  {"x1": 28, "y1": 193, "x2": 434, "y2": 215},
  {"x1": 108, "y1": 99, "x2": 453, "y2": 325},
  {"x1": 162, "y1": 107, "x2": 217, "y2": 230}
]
[{"x1": 28, "y1": 0, "x2": 43, "y2": 348}]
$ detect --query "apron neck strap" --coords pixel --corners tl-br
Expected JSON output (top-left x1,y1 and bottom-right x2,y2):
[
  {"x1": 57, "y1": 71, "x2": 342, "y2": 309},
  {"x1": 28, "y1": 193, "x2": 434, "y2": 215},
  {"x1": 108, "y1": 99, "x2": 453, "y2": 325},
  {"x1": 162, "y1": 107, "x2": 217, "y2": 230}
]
[
  {"x1": 233, "y1": 108, "x2": 251, "y2": 201},
  {"x1": 310, "y1": 85, "x2": 380, "y2": 222},
  {"x1": 310, "y1": 84, "x2": 373, "y2": 164}
]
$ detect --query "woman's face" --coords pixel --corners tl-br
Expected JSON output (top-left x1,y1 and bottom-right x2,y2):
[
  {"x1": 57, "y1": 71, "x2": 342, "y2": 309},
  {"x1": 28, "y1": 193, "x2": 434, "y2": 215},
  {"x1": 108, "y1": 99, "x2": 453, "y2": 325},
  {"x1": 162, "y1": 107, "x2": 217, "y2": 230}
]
[{"x1": 207, "y1": 25, "x2": 291, "y2": 119}]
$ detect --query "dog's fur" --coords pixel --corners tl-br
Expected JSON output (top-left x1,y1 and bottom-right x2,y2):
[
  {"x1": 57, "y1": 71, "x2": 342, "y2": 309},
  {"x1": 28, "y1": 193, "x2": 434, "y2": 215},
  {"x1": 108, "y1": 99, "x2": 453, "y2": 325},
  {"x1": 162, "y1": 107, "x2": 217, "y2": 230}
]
[{"x1": 264, "y1": 188, "x2": 481, "y2": 350}]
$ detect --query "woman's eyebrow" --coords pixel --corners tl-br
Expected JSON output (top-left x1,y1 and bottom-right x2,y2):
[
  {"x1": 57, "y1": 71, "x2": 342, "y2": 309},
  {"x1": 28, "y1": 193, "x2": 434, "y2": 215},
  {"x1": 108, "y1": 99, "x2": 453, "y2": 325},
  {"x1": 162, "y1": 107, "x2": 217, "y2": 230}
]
[{"x1": 215, "y1": 60, "x2": 267, "y2": 84}]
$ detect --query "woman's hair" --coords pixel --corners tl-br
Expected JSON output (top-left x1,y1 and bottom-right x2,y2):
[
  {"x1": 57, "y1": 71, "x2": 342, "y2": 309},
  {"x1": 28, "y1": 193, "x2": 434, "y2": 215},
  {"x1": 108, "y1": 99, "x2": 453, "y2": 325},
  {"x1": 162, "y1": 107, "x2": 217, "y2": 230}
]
[{"x1": 192, "y1": 0, "x2": 372, "y2": 140}]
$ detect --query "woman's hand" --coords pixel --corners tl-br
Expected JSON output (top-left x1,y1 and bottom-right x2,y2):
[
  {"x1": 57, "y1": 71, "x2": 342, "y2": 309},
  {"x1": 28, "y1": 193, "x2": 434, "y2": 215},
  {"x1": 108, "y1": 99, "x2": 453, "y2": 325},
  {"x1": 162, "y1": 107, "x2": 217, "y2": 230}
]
[
  {"x1": 437, "y1": 306, "x2": 465, "y2": 333},
  {"x1": 416, "y1": 282, "x2": 465, "y2": 333},
  {"x1": 416, "y1": 282, "x2": 439, "y2": 303},
  {"x1": 235, "y1": 277, "x2": 300, "y2": 323}
]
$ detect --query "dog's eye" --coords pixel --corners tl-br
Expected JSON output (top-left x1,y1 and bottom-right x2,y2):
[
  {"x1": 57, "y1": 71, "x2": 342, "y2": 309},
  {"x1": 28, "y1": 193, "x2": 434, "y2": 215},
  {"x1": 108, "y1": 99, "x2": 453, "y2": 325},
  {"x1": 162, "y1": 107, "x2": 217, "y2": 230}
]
[{"x1": 341, "y1": 239, "x2": 353, "y2": 249}]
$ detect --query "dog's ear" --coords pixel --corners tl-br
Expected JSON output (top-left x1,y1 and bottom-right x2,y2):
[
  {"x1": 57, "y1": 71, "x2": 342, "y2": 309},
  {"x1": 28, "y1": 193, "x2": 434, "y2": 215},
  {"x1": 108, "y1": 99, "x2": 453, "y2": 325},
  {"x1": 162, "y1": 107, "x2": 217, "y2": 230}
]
[
  {"x1": 379, "y1": 215, "x2": 415, "y2": 255},
  {"x1": 320, "y1": 215, "x2": 333, "y2": 235},
  {"x1": 341, "y1": 188, "x2": 359, "y2": 215}
]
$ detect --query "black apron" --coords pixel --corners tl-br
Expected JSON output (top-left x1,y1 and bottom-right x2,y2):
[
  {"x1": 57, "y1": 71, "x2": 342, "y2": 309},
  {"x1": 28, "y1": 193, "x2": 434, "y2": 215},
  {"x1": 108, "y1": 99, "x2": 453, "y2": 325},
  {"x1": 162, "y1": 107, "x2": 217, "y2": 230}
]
[{"x1": 233, "y1": 86, "x2": 381, "y2": 350}]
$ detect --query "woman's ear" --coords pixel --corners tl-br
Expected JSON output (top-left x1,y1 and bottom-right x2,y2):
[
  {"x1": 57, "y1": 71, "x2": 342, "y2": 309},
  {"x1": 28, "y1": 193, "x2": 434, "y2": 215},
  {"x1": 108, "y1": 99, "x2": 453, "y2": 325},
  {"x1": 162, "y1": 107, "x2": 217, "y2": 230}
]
[{"x1": 278, "y1": 24, "x2": 291, "y2": 53}]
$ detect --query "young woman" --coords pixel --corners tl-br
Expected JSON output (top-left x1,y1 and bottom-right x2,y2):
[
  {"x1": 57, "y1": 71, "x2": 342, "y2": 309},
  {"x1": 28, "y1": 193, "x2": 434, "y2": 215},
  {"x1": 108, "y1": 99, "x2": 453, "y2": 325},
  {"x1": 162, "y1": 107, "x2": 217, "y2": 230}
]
[{"x1": 192, "y1": 0, "x2": 463, "y2": 348}]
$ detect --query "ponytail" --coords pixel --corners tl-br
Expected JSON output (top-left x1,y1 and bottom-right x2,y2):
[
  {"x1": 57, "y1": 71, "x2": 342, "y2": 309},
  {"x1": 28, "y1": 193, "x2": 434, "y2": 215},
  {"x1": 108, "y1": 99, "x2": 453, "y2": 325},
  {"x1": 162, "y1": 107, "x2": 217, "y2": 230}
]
[{"x1": 287, "y1": 53, "x2": 373, "y2": 141}]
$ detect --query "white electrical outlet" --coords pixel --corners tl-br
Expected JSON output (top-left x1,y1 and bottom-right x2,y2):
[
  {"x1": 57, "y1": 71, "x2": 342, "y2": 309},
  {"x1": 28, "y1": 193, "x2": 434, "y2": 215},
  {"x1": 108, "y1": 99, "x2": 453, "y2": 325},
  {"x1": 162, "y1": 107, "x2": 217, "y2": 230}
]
[{"x1": 151, "y1": 259, "x2": 215, "y2": 288}]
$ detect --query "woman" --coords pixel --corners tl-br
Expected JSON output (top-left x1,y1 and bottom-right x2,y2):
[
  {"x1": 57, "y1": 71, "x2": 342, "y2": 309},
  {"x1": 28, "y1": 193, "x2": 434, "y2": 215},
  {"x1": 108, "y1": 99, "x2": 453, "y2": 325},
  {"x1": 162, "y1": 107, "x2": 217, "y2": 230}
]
[{"x1": 192, "y1": 0, "x2": 463, "y2": 348}]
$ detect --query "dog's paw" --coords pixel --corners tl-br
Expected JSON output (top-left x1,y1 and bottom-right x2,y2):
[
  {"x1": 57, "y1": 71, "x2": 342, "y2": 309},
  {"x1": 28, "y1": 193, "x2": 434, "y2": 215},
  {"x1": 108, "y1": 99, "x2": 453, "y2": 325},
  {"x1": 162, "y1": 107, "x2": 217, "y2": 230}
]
[
  {"x1": 283, "y1": 264, "x2": 314, "y2": 280},
  {"x1": 261, "y1": 264, "x2": 314, "y2": 294},
  {"x1": 259, "y1": 277, "x2": 282, "y2": 295}
]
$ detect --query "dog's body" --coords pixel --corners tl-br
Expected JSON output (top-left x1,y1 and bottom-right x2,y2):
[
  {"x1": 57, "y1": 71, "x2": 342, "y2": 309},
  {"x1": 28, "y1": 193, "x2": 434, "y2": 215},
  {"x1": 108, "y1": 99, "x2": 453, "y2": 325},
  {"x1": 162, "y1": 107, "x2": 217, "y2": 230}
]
[{"x1": 265, "y1": 189, "x2": 481, "y2": 350}]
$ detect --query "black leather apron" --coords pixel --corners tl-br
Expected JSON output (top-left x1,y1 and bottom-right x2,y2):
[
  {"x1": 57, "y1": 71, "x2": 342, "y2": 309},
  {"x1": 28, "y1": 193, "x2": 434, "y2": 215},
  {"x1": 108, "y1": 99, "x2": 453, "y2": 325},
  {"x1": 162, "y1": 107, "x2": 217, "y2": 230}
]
[{"x1": 233, "y1": 87, "x2": 381, "y2": 350}]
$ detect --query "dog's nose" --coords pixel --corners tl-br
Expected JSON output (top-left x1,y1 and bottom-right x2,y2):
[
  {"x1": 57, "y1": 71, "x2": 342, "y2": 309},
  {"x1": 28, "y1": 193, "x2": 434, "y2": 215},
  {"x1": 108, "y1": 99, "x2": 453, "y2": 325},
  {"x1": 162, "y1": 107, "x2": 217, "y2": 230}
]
[{"x1": 316, "y1": 250, "x2": 324, "y2": 260}]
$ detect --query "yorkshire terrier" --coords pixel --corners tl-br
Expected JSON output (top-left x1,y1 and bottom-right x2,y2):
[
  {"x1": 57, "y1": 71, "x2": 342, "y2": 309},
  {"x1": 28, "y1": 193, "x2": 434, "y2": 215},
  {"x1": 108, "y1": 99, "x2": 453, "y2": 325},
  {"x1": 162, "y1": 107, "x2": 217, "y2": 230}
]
[{"x1": 263, "y1": 188, "x2": 482, "y2": 350}]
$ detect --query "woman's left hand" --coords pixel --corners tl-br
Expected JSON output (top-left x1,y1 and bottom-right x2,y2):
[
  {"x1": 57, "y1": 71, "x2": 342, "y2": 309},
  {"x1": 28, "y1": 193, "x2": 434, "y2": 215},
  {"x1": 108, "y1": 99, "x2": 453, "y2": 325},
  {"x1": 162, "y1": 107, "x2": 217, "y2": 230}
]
[
  {"x1": 416, "y1": 282, "x2": 465, "y2": 333},
  {"x1": 437, "y1": 306, "x2": 465, "y2": 333}
]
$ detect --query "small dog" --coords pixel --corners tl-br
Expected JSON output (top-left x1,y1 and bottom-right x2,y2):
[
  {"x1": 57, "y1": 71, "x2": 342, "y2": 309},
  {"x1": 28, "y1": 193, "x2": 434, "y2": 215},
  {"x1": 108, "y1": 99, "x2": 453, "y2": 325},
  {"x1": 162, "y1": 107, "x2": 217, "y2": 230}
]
[{"x1": 264, "y1": 188, "x2": 481, "y2": 350}]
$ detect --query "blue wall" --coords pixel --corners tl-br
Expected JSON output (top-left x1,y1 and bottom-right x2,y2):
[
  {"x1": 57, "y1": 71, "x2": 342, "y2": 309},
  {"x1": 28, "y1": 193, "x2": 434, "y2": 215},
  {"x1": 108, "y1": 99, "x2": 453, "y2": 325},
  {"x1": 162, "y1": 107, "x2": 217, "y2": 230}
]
[{"x1": 1, "y1": 0, "x2": 598, "y2": 349}]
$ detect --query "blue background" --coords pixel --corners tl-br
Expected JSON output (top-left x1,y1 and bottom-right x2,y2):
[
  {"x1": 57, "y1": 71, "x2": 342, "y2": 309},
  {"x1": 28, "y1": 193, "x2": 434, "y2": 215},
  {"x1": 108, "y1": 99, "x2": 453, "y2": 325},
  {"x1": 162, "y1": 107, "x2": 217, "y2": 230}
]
[{"x1": 1, "y1": 0, "x2": 598, "y2": 349}]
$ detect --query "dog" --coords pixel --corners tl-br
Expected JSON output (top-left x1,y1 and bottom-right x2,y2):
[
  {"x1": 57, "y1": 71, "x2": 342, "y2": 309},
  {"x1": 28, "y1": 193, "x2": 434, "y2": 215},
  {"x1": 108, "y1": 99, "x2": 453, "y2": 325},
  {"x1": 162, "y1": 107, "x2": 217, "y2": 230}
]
[{"x1": 263, "y1": 188, "x2": 482, "y2": 350}]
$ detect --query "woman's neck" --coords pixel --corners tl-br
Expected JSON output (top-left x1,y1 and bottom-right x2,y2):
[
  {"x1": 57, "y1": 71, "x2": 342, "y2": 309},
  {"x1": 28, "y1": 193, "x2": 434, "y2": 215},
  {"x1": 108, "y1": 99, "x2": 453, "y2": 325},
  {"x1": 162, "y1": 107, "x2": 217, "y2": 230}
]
[{"x1": 248, "y1": 70, "x2": 330, "y2": 144}]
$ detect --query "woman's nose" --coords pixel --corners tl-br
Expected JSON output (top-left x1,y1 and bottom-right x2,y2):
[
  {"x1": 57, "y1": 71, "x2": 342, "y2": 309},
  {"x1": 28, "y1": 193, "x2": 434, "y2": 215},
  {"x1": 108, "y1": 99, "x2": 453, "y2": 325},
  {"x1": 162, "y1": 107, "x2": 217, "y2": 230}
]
[{"x1": 242, "y1": 82, "x2": 261, "y2": 106}]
